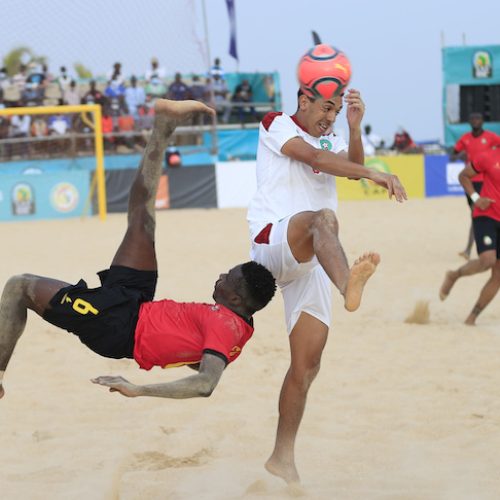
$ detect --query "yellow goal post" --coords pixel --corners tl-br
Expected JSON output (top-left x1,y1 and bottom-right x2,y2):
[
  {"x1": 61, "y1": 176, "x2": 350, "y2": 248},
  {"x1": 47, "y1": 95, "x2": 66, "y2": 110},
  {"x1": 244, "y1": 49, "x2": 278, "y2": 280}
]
[{"x1": 0, "y1": 104, "x2": 107, "y2": 220}]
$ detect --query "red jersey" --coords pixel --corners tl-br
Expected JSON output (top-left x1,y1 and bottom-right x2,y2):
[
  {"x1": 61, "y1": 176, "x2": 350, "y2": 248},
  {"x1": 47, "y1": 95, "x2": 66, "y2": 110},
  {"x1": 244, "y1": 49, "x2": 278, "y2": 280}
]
[
  {"x1": 133, "y1": 300, "x2": 254, "y2": 370},
  {"x1": 454, "y1": 130, "x2": 500, "y2": 182},
  {"x1": 472, "y1": 149, "x2": 500, "y2": 221}
]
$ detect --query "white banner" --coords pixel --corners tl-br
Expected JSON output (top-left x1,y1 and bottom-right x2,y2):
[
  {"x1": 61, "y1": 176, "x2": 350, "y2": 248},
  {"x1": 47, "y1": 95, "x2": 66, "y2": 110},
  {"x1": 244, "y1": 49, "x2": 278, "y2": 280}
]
[{"x1": 215, "y1": 161, "x2": 257, "y2": 208}]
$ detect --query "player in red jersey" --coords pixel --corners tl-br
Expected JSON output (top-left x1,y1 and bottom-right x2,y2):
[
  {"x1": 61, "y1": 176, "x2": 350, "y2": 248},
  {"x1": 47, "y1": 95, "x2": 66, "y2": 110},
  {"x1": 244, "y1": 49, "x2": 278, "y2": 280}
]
[
  {"x1": 440, "y1": 148, "x2": 500, "y2": 324},
  {"x1": 0, "y1": 99, "x2": 276, "y2": 401},
  {"x1": 451, "y1": 112, "x2": 500, "y2": 260}
]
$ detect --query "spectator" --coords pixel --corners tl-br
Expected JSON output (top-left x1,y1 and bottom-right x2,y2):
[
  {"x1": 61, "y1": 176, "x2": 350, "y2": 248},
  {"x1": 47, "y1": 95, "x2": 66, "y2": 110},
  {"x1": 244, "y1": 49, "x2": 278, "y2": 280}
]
[
  {"x1": 101, "y1": 106, "x2": 115, "y2": 151},
  {"x1": 57, "y1": 66, "x2": 72, "y2": 93},
  {"x1": 136, "y1": 96, "x2": 155, "y2": 146},
  {"x1": 116, "y1": 111, "x2": 135, "y2": 153},
  {"x1": 41, "y1": 64, "x2": 54, "y2": 84},
  {"x1": 209, "y1": 57, "x2": 225, "y2": 80},
  {"x1": 105, "y1": 63, "x2": 126, "y2": 110},
  {"x1": 145, "y1": 75, "x2": 167, "y2": 98},
  {"x1": 361, "y1": 124, "x2": 383, "y2": 156},
  {"x1": 124, "y1": 76, "x2": 145, "y2": 119},
  {"x1": 105, "y1": 76, "x2": 127, "y2": 117},
  {"x1": 205, "y1": 74, "x2": 230, "y2": 123},
  {"x1": 8, "y1": 111, "x2": 31, "y2": 157},
  {"x1": 0, "y1": 92, "x2": 8, "y2": 158},
  {"x1": 263, "y1": 74, "x2": 275, "y2": 102},
  {"x1": 107, "y1": 62, "x2": 125, "y2": 87},
  {"x1": 190, "y1": 74, "x2": 206, "y2": 102},
  {"x1": 48, "y1": 113, "x2": 71, "y2": 135},
  {"x1": 0, "y1": 113, "x2": 9, "y2": 158},
  {"x1": 47, "y1": 111, "x2": 70, "y2": 154},
  {"x1": 81, "y1": 80, "x2": 106, "y2": 107},
  {"x1": 30, "y1": 115, "x2": 49, "y2": 155},
  {"x1": 145, "y1": 57, "x2": 166, "y2": 83},
  {"x1": 63, "y1": 80, "x2": 80, "y2": 106},
  {"x1": 11, "y1": 64, "x2": 28, "y2": 92},
  {"x1": 168, "y1": 73, "x2": 191, "y2": 101},
  {"x1": 25, "y1": 62, "x2": 45, "y2": 86},
  {"x1": 390, "y1": 127, "x2": 421, "y2": 154},
  {"x1": 0, "y1": 67, "x2": 10, "y2": 91},
  {"x1": 231, "y1": 79, "x2": 257, "y2": 123}
]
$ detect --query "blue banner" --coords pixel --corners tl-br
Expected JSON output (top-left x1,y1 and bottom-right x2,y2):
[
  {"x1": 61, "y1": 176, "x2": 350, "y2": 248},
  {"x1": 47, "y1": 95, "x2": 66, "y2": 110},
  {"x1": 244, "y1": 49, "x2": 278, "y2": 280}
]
[
  {"x1": 0, "y1": 170, "x2": 90, "y2": 221},
  {"x1": 226, "y1": 0, "x2": 238, "y2": 61},
  {"x1": 424, "y1": 155, "x2": 465, "y2": 197}
]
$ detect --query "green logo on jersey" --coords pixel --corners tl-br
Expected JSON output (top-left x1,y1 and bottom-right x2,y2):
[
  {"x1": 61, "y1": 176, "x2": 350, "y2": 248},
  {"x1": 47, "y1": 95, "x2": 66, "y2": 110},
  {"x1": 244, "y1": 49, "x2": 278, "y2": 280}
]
[{"x1": 320, "y1": 139, "x2": 332, "y2": 151}]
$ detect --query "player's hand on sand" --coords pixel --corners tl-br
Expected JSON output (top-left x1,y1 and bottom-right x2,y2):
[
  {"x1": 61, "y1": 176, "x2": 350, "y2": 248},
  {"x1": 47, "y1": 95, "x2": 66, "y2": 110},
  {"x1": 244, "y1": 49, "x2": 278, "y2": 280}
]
[
  {"x1": 370, "y1": 172, "x2": 407, "y2": 202},
  {"x1": 475, "y1": 197, "x2": 495, "y2": 210},
  {"x1": 345, "y1": 89, "x2": 365, "y2": 129},
  {"x1": 92, "y1": 375, "x2": 140, "y2": 397}
]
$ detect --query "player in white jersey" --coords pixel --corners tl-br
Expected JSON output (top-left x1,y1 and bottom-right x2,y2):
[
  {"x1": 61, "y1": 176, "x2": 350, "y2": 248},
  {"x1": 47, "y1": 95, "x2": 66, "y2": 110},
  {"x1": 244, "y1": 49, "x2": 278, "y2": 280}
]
[{"x1": 247, "y1": 88, "x2": 407, "y2": 484}]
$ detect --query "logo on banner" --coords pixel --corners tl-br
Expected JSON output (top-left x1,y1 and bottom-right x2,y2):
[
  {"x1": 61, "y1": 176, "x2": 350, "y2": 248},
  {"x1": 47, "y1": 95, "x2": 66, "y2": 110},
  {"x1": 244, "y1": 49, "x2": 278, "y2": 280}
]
[
  {"x1": 360, "y1": 158, "x2": 391, "y2": 195},
  {"x1": 11, "y1": 183, "x2": 35, "y2": 215},
  {"x1": 51, "y1": 182, "x2": 79, "y2": 213},
  {"x1": 445, "y1": 162, "x2": 465, "y2": 193},
  {"x1": 472, "y1": 51, "x2": 492, "y2": 79}
]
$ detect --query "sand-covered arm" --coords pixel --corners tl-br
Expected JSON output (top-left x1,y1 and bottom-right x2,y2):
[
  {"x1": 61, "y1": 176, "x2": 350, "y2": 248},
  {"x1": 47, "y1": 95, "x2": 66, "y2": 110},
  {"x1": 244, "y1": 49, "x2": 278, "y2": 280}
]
[{"x1": 91, "y1": 352, "x2": 226, "y2": 399}]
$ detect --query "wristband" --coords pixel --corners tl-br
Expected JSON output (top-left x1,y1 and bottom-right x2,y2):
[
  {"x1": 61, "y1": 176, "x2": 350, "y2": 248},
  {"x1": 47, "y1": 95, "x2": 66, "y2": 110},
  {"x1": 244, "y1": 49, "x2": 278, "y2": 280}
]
[{"x1": 470, "y1": 192, "x2": 480, "y2": 203}]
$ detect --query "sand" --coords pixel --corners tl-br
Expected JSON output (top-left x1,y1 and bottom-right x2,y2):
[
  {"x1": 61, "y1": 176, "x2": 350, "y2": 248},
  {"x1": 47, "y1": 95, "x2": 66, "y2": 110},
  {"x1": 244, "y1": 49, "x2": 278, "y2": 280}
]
[{"x1": 1, "y1": 197, "x2": 500, "y2": 500}]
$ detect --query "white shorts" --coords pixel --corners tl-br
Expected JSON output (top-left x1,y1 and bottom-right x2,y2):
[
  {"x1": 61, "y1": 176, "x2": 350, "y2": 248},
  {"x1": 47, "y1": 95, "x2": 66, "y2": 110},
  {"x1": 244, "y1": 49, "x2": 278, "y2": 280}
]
[{"x1": 250, "y1": 216, "x2": 332, "y2": 334}]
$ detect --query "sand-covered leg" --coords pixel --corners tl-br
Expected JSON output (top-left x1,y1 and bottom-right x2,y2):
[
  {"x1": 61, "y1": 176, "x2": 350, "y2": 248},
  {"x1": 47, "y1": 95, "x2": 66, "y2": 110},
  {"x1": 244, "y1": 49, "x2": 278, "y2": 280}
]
[{"x1": 111, "y1": 99, "x2": 215, "y2": 270}]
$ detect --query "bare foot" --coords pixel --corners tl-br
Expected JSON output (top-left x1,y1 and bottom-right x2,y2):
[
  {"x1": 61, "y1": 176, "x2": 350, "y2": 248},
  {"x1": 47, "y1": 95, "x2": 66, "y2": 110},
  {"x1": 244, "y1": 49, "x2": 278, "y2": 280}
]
[
  {"x1": 344, "y1": 252, "x2": 380, "y2": 312},
  {"x1": 458, "y1": 251, "x2": 470, "y2": 261},
  {"x1": 464, "y1": 316, "x2": 476, "y2": 326},
  {"x1": 439, "y1": 271, "x2": 458, "y2": 301},
  {"x1": 265, "y1": 456, "x2": 300, "y2": 485},
  {"x1": 154, "y1": 98, "x2": 215, "y2": 120},
  {"x1": 0, "y1": 385, "x2": 4, "y2": 399}
]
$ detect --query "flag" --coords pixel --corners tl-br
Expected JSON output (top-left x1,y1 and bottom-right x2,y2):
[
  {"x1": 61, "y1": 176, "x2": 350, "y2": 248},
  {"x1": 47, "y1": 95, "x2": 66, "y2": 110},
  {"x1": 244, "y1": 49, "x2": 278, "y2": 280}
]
[{"x1": 225, "y1": 0, "x2": 238, "y2": 61}]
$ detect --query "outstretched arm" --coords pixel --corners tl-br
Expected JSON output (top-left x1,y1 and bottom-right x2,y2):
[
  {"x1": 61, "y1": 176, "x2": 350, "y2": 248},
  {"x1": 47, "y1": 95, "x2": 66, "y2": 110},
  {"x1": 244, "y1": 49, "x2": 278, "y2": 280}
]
[
  {"x1": 92, "y1": 352, "x2": 226, "y2": 399},
  {"x1": 282, "y1": 136, "x2": 407, "y2": 202}
]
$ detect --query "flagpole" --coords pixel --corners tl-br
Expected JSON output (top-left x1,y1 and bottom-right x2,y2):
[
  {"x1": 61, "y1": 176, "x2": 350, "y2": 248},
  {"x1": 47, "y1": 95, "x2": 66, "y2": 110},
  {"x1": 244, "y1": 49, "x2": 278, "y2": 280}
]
[
  {"x1": 201, "y1": 0, "x2": 218, "y2": 156},
  {"x1": 201, "y1": 0, "x2": 213, "y2": 71}
]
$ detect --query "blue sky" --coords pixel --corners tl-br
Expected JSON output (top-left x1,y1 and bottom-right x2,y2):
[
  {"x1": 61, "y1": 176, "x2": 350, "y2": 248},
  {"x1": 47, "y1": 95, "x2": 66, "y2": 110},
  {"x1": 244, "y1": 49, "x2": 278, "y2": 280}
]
[{"x1": 3, "y1": 0, "x2": 500, "y2": 144}]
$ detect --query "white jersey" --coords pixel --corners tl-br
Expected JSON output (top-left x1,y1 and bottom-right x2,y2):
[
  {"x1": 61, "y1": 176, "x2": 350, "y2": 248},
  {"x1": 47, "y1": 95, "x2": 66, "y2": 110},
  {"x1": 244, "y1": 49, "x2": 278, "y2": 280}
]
[{"x1": 247, "y1": 112, "x2": 348, "y2": 238}]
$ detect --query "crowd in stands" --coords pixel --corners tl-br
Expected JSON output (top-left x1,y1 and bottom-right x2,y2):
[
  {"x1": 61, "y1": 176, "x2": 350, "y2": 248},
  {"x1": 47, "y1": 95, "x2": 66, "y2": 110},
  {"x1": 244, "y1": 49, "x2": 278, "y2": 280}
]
[
  {"x1": 0, "y1": 56, "x2": 435, "y2": 161},
  {"x1": 0, "y1": 57, "x2": 268, "y2": 159}
]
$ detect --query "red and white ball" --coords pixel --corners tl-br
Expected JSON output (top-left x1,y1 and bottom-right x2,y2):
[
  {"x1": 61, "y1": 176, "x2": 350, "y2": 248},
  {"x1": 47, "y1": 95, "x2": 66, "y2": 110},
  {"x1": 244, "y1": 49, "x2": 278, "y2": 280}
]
[{"x1": 297, "y1": 44, "x2": 352, "y2": 100}]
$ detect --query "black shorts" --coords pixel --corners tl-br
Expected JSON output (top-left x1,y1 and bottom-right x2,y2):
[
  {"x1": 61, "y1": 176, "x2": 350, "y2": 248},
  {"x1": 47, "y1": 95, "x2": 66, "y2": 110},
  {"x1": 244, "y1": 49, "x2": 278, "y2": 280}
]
[
  {"x1": 43, "y1": 265, "x2": 157, "y2": 359},
  {"x1": 466, "y1": 181, "x2": 484, "y2": 209},
  {"x1": 473, "y1": 216, "x2": 500, "y2": 258}
]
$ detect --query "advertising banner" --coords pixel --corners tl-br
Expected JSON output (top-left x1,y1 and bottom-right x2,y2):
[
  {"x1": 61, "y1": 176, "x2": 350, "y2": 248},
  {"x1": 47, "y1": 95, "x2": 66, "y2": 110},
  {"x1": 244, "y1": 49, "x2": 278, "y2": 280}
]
[
  {"x1": 0, "y1": 170, "x2": 90, "y2": 221},
  {"x1": 337, "y1": 155, "x2": 425, "y2": 201},
  {"x1": 424, "y1": 155, "x2": 464, "y2": 197}
]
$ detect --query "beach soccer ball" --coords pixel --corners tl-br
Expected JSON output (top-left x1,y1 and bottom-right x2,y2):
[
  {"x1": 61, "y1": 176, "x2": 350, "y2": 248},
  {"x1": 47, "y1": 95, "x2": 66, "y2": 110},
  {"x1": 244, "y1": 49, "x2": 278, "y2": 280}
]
[{"x1": 297, "y1": 44, "x2": 352, "y2": 100}]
